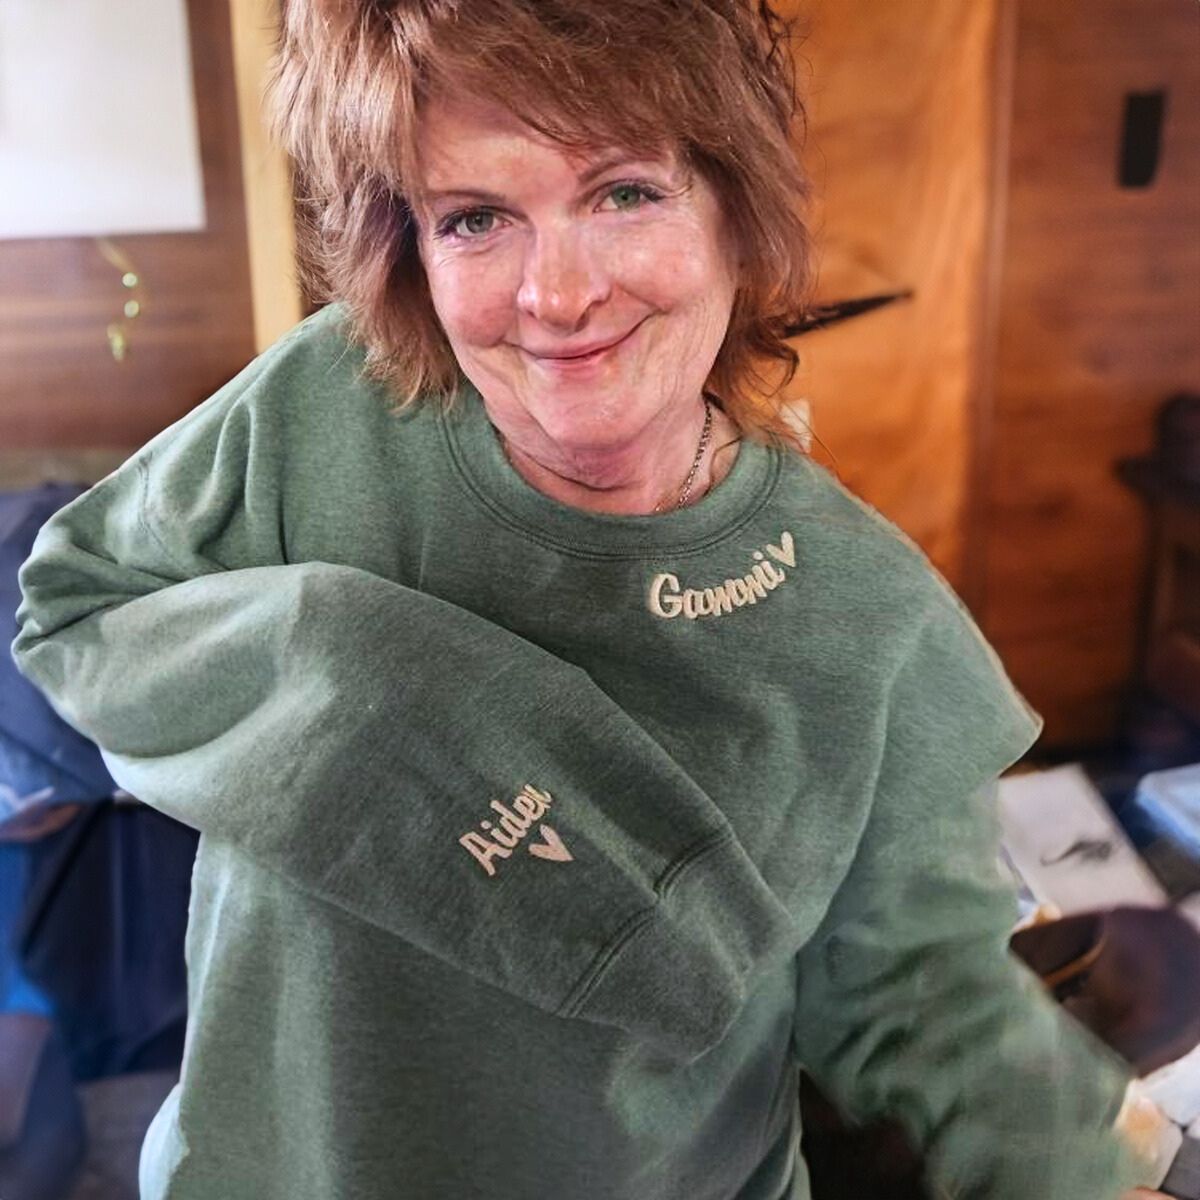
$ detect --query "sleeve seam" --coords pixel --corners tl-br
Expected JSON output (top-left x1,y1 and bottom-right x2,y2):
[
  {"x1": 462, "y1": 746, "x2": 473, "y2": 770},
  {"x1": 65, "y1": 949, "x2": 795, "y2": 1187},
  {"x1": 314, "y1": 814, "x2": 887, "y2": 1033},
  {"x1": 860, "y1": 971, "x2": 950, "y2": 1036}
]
[{"x1": 556, "y1": 826, "x2": 736, "y2": 1018}]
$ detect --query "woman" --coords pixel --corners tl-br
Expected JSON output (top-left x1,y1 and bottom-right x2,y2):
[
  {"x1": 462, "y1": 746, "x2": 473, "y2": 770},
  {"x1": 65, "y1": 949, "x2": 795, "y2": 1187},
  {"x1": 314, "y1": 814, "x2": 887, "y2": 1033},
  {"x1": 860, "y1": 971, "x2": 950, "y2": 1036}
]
[{"x1": 12, "y1": 2, "x2": 1163, "y2": 1197}]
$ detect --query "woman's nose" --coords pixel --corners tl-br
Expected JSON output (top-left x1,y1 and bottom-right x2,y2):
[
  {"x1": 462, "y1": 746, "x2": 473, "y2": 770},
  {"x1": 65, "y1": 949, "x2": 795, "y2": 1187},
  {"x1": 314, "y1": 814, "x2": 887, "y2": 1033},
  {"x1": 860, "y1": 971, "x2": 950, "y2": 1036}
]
[{"x1": 516, "y1": 228, "x2": 610, "y2": 331}]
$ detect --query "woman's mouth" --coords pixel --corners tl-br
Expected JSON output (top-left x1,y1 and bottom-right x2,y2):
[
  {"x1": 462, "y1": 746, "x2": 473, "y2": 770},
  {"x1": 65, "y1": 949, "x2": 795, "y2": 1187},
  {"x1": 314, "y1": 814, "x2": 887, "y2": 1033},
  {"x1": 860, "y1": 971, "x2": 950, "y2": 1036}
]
[{"x1": 523, "y1": 324, "x2": 640, "y2": 373}]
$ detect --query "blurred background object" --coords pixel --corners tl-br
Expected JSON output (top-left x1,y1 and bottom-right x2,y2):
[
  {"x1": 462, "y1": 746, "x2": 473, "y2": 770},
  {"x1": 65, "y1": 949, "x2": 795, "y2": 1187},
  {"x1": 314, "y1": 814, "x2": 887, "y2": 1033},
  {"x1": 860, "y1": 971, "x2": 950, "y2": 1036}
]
[{"x1": 1, "y1": 484, "x2": 197, "y2": 1200}]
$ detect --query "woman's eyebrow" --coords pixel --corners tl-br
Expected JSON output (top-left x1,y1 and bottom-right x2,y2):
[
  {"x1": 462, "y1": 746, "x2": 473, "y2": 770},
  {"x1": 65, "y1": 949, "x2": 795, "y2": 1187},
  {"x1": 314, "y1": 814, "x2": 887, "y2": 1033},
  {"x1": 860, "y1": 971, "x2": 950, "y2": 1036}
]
[
  {"x1": 576, "y1": 153, "x2": 653, "y2": 185},
  {"x1": 420, "y1": 185, "x2": 510, "y2": 206},
  {"x1": 420, "y1": 153, "x2": 665, "y2": 205}
]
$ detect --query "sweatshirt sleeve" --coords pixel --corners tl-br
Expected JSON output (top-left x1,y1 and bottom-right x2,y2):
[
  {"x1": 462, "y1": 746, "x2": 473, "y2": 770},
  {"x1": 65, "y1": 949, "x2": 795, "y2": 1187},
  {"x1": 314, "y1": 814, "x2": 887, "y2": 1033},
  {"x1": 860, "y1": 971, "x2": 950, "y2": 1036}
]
[
  {"x1": 10, "y1": 379, "x2": 798, "y2": 1065},
  {"x1": 790, "y1": 587, "x2": 1145, "y2": 1199}
]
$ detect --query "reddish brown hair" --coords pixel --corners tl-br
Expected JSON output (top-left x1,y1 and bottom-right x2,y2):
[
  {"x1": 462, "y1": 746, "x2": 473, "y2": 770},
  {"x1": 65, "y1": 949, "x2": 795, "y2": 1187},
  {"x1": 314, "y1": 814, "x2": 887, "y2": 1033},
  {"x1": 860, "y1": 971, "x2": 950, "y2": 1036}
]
[{"x1": 268, "y1": 0, "x2": 813, "y2": 449}]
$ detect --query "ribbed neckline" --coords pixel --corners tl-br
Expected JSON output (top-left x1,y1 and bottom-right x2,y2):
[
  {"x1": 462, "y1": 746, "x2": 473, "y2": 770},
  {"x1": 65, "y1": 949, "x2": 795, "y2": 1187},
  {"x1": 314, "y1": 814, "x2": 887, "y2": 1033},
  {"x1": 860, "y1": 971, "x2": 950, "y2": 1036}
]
[{"x1": 438, "y1": 380, "x2": 780, "y2": 560}]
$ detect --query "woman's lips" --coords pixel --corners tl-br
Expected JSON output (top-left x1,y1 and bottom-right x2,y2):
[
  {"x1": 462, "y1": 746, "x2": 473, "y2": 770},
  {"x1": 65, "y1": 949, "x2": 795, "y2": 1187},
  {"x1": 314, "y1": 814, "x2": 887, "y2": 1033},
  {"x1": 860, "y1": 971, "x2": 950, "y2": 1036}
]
[{"x1": 523, "y1": 324, "x2": 639, "y2": 373}]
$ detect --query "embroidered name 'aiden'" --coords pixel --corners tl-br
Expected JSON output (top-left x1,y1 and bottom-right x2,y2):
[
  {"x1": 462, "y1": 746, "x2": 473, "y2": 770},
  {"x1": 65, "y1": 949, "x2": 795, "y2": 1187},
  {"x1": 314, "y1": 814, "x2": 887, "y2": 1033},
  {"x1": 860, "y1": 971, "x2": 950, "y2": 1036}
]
[
  {"x1": 459, "y1": 785, "x2": 572, "y2": 878},
  {"x1": 648, "y1": 531, "x2": 796, "y2": 620}
]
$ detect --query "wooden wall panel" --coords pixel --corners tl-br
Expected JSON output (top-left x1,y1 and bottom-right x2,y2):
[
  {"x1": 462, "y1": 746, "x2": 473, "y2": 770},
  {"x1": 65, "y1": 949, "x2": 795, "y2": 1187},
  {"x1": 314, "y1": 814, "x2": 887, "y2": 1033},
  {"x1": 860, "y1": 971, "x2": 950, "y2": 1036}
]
[
  {"x1": 0, "y1": 0, "x2": 255, "y2": 476},
  {"x1": 981, "y1": 0, "x2": 1200, "y2": 746},
  {"x1": 229, "y1": 0, "x2": 303, "y2": 352},
  {"x1": 782, "y1": 0, "x2": 1003, "y2": 587}
]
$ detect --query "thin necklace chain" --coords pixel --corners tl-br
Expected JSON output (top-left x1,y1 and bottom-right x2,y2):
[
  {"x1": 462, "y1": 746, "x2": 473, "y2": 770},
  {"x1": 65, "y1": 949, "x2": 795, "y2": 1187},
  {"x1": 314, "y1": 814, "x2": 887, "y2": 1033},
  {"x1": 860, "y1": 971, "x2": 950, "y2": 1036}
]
[{"x1": 654, "y1": 397, "x2": 713, "y2": 513}]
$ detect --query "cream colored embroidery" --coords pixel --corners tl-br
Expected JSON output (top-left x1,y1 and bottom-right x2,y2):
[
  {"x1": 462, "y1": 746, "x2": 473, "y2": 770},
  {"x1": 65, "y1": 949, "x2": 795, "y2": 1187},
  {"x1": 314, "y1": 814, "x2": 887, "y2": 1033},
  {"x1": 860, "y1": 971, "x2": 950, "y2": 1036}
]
[
  {"x1": 459, "y1": 785, "x2": 572, "y2": 877},
  {"x1": 648, "y1": 531, "x2": 795, "y2": 620},
  {"x1": 528, "y1": 825, "x2": 573, "y2": 863}
]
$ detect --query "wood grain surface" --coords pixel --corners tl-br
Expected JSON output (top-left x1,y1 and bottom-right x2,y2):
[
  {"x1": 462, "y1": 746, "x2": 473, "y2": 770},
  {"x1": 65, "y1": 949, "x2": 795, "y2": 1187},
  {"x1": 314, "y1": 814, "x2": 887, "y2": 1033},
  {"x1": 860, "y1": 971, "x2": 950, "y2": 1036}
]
[
  {"x1": 980, "y1": 0, "x2": 1200, "y2": 746},
  {"x1": 781, "y1": 0, "x2": 1003, "y2": 588},
  {"x1": 229, "y1": 0, "x2": 303, "y2": 353}
]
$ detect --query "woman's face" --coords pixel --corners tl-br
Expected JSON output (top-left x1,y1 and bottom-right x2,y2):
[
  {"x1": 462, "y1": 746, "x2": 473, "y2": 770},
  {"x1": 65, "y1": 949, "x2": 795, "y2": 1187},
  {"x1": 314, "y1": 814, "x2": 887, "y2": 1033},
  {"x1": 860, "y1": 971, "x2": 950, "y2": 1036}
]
[{"x1": 413, "y1": 93, "x2": 740, "y2": 474}]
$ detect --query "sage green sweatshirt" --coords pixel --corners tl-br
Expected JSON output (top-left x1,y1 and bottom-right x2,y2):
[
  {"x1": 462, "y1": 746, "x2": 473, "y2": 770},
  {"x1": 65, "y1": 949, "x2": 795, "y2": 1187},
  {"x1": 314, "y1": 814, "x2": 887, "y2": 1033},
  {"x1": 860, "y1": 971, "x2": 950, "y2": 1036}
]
[{"x1": 13, "y1": 304, "x2": 1140, "y2": 1199}]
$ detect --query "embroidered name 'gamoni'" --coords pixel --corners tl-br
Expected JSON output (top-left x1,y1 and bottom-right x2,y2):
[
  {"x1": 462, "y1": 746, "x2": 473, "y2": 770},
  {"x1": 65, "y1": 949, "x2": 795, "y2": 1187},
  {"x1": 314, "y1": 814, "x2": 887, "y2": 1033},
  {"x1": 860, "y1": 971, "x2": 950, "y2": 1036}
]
[{"x1": 648, "y1": 531, "x2": 796, "y2": 620}]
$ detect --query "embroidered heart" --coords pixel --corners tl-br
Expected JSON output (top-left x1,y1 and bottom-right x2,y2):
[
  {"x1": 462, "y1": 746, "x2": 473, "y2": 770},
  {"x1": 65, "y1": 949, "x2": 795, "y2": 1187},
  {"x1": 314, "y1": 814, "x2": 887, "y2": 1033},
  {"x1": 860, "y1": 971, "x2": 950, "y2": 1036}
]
[
  {"x1": 765, "y1": 531, "x2": 795, "y2": 568},
  {"x1": 528, "y1": 824, "x2": 573, "y2": 863}
]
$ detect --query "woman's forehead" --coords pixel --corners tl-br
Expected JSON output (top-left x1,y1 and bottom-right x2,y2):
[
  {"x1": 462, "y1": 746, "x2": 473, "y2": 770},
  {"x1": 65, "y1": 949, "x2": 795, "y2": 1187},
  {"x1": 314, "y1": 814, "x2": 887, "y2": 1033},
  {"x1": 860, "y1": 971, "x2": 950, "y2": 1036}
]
[{"x1": 414, "y1": 91, "x2": 676, "y2": 191}]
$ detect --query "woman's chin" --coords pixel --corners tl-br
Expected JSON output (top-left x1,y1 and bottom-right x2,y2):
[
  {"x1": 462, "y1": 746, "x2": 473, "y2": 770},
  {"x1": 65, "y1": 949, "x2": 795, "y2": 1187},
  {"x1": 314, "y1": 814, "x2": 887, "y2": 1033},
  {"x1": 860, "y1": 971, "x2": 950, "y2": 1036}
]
[{"x1": 535, "y1": 416, "x2": 660, "y2": 467}]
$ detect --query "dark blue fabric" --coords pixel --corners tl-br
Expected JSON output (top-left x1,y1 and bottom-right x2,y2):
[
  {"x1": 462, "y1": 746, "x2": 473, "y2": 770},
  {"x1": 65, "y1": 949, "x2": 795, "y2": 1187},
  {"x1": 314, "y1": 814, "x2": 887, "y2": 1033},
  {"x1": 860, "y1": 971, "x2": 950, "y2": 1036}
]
[
  {"x1": 1, "y1": 483, "x2": 117, "y2": 827},
  {"x1": 0, "y1": 840, "x2": 54, "y2": 1018},
  {"x1": 1127, "y1": 765, "x2": 1200, "y2": 865},
  {"x1": 15, "y1": 800, "x2": 196, "y2": 1082}
]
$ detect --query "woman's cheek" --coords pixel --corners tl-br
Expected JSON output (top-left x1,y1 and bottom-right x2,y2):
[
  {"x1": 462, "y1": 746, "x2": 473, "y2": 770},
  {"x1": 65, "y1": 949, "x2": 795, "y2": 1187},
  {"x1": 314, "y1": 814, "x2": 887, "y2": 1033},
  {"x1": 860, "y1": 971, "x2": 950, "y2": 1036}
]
[
  {"x1": 429, "y1": 254, "x2": 516, "y2": 346},
  {"x1": 594, "y1": 224, "x2": 668, "y2": 288},
  {"x1": 607, "y1": 219, "x2": 719, "y2": 307}
]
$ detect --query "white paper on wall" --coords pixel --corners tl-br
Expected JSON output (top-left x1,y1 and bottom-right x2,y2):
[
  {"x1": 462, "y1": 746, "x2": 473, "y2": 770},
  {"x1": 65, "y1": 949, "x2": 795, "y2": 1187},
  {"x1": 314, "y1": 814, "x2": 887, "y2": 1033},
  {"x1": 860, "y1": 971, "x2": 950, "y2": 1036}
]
[{"x1": 0, "y1": 0, "x2": 206, "y2": 239}]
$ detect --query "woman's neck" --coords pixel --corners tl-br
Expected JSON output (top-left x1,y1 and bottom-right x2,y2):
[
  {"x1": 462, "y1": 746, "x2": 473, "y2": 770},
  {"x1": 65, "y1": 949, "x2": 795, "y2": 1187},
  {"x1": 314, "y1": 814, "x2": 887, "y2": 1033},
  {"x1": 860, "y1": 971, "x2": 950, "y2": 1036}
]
[{"x1": 496, "y1": 399, "x2": 742, "y2": 516}]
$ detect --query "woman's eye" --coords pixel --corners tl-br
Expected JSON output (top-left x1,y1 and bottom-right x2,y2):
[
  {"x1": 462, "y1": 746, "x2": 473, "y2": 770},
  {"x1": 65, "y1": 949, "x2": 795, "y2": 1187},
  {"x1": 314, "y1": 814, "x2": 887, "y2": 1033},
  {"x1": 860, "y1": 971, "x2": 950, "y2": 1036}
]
[
  {"x1": 600, "y1": 183, "x2": 663, "y2": 212},
  {"x1": 438, "y1": 210, "x2": 499, "y2": 240},
  {"x1": 436, "y1": 183, "x2": 663, "y2": 241}
]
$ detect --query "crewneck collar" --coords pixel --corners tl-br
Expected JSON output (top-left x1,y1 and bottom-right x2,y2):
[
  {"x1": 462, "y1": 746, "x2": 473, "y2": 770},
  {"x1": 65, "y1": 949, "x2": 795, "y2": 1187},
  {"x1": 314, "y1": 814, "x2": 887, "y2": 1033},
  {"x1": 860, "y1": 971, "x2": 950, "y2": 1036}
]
[{"x1": 438, "y1": 380, "x2": 779, "y2": 559}]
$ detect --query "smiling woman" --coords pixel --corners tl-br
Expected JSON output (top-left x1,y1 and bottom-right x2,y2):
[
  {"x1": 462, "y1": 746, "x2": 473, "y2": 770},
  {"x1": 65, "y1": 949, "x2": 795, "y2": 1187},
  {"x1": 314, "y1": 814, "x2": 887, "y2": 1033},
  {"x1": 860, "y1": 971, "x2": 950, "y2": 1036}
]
[
  {"x1": 412, "y1": 94, "x2": 742, "y2": 512},
  {"x1": 9, "y1": 3, "x2": 1163, "y2": 1200}
]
